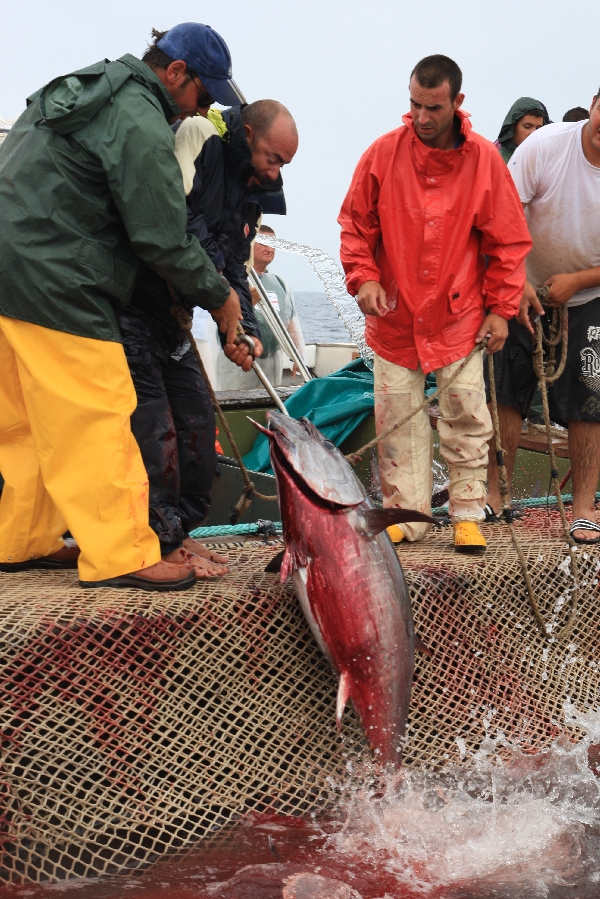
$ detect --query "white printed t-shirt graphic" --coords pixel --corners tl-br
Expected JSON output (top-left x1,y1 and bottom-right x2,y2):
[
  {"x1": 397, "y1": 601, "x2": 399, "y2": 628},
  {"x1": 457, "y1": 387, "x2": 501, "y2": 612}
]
[{"x1": 509, "y1": 120, "x2": 600, "y2": 307}]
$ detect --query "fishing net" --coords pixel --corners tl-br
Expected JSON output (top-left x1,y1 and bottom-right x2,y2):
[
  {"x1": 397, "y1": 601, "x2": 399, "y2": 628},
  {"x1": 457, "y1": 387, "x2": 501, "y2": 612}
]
[{"x1": 0, "y1": 516, "x2": 598, "y2": 883}]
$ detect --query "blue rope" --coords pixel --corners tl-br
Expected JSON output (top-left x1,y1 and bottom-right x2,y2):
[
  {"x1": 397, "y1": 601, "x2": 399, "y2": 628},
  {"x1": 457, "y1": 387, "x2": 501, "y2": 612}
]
[
  {"x1": 432, "y1": 492, "x2": 600, "y2": 516},
  {"x1": 192, "y1": 493, "x2": 600, "y2": 536},
  {"x1": 190, "y1": 521, "x2": 282, "y2": 538}
]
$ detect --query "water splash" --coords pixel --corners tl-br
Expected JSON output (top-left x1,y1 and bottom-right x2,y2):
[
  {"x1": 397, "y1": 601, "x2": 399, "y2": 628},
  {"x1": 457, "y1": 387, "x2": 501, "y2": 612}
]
[
  {"x1": 13, "y1": 711, "x2": 600, "y2": 897},
  {"x1": 324, "y1": 705, "x2": 600, "y2": 898},
  {"x1": 255, "y1": 233, "x2": 372, "y2": 367}
]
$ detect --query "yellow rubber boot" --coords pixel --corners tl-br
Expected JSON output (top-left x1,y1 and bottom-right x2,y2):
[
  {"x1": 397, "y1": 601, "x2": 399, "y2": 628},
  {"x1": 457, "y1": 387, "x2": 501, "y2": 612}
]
[
  {"x1": 387, "y1": 525, "x2": 405, "y2": 544},
  {"x1": 453, "y1": 521, "x2": 486, "y2": 555}
]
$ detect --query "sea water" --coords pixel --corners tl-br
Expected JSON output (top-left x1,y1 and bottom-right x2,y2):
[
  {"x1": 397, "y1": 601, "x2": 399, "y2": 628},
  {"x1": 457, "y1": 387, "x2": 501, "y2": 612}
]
[
  {"x1": 294, "y1": 292, "x2": 351, "y2": 345},
  {"x1": 7, "y1": 705, "x2": 600, "y2": 899}
]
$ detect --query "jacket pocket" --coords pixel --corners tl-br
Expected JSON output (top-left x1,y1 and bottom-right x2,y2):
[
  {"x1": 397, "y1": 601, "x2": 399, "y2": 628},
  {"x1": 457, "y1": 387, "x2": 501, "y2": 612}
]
[
  {"x1": 448, "y1": 285, "x2": 470, "y2": 314},
  {"x1": 75, "y1": 240, "x2": 138, "y2": 305}
]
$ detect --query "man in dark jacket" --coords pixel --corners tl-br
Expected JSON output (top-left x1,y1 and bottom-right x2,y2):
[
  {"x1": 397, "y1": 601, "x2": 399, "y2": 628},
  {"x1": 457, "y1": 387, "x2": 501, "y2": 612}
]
[
  {"x1": 120, "y1": 99, "x2": 298, "y2": 576},
  {"x1": 0, "y1": 23, "x2": 255, "y2": 590}
]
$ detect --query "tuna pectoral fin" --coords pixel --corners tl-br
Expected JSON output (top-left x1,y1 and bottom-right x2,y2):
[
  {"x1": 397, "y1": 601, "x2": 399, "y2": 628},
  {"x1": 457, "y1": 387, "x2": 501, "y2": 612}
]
[
  {"x1": 265, "y1": 549, "x2": 285, "y2": 573},
  {"x1": 266, "y1": 545, "x2": 303, "y2": 582},
  {"x1": 363, "y1": 508, "x2": 436, "y2": 538},
  {"x1": 336, "y1": 672, "x2": 352, "y2": 733}
]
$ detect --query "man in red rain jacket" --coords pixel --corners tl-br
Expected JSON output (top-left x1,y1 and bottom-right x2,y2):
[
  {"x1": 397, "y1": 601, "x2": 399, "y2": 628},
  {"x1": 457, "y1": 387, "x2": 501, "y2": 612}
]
[{"x1": 339, "y1": 55, "x2": 532, "y2": 553}]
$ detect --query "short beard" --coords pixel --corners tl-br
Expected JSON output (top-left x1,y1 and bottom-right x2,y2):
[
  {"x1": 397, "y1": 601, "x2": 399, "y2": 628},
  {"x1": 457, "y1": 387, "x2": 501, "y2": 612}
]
[{"x1": 252, "y1": 170, "x2": 274, "y2": 185}]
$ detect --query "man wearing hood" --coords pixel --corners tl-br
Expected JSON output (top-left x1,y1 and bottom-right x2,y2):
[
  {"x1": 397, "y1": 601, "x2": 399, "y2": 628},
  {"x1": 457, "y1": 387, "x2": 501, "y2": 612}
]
[
  {"x1": 494, "y1": 97, "x2": 550, "y2": 163},
  {"x1": 339, "y1": 55, "x2": 531, "y2": 553},
  {"x1": 119, "y1": 97, "x2": 297, "y2": 575},
  {"x1": 0, "y1": 23, "x2": 255, "y2": 590}
]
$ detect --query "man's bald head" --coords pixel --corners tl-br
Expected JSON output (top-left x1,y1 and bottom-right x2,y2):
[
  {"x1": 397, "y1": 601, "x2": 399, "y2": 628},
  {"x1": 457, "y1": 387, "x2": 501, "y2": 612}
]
[
  {"x1": 242, "y1": 100, "x2": 298, "y2": 185},
  {"x1": 242, "y1": 99, "x2": 297, "y2": 140}
]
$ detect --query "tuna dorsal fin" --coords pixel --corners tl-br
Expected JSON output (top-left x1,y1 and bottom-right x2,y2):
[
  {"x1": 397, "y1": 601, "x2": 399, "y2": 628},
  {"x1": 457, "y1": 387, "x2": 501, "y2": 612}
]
[
  {"x1": 336, "y1": 672, "x2": 352, "y2": 733},
  {"x1": 265, "y1": 549, "x2": 285, "y2": 574},
  {"x1": 362, "y1": 508, "x2": 437, "y2": 538}
]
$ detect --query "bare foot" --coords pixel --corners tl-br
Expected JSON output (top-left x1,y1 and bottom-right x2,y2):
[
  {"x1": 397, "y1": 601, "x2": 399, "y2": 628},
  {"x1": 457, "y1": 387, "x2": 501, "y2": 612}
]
[
  {"x1": 163, "y1": 547, "x2": 229, "y2": 578},
  {"x1": 182, "y1": 537, "x2": 230, "y2": 565},
  {"x1": 570, "y1": 508, "x2": 600, "y2": 543}
]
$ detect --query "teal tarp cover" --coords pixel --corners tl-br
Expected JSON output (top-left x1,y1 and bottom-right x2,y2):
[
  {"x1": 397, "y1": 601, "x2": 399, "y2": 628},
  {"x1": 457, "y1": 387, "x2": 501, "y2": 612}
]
[{"x1": 242, "y1": 358, "x2": 374, "y2": 474}]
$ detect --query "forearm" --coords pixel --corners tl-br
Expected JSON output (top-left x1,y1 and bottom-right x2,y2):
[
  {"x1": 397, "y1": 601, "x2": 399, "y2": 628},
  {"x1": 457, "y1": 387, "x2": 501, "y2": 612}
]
[
  {"x1": 186, "y1": 209, "x2": 226, "y2": 273},
  {"x1": 483, "y1": 260, "x2": 527, "y2": 319},
  {"x1": 339, "y1": 242, "x2": 381, "y2": 297},
  {"x1": 572, "y1": 266, "x2": 600, "y2": 292},
  {"x1": 147, "y1": 238, "x2": 230, "y2": 310},
  {"x1": 224, "y1": 271, "x2": 262, "y2": 340}
]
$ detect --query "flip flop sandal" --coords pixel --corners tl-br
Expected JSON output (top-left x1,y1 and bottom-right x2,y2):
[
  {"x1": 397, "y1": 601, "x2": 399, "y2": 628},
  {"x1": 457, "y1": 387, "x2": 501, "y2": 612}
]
[
  {"x1": 484, "y1": 504, "x2": 525, "y2": 524},
  {"x1": 484, "y1": 503, "x2": 501, "y2": 523},
  {"x1": 569, "y1": 519, "x2": 600, "y2": 545},
  {"x1": 79, "y1": 571, "x2": 196, "y2": 591}
]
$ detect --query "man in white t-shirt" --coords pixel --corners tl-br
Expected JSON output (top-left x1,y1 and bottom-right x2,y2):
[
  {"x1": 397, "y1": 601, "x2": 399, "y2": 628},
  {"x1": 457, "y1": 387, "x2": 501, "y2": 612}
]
[
  {"x1": 486, "y1": 91, "x2": 600, "y2": 543},
  {"x1": 251, "y1": 224, "x2": 305, "y2": 386}
]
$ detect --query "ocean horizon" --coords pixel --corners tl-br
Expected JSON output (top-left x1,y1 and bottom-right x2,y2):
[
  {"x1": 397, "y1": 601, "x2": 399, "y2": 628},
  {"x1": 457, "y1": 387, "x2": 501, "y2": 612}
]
[{"x1": 294, "y1": 291, "x2": 353, "y2": 344}]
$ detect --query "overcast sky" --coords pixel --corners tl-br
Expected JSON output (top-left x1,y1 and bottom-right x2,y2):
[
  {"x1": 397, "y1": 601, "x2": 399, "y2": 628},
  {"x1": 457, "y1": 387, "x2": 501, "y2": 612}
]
[{"x1": 2, "y1": 0, "x2": 597, "y2": 290}]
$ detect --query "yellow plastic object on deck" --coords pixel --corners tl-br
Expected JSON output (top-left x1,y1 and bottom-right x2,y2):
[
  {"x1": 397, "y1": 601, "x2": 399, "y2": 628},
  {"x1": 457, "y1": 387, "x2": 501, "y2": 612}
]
[
  {"x1": 453, "y1": 520, "x2": 487, "y2": 555},
  {"x1": 386, "y1": 524, "x2": 405, "y2": 544},
  {"x1": 0, "y1": 316, "x2": 161, "y2": 581}
]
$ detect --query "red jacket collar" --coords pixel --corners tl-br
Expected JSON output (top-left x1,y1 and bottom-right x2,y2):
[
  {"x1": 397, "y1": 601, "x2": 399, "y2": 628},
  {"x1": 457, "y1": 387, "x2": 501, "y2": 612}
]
[{"x1": 401, "y1": 107, "x2": 473, "y2": 144}]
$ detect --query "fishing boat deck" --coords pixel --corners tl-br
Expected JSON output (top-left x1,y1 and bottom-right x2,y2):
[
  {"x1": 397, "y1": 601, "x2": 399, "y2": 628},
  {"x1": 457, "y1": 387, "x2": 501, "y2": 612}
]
[{"x1": 0, "y1": 515, "x2": 597, "y2": 883}]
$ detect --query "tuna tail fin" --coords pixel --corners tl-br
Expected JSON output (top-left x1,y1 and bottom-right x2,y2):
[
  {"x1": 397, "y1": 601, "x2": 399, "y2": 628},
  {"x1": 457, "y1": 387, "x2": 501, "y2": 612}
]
[
  {"x1": 336, "y1": 672, "x2": 352, "y2": 733},
  {"x1": 362, "y1": 508, "x2": 437, "y2": 538}
]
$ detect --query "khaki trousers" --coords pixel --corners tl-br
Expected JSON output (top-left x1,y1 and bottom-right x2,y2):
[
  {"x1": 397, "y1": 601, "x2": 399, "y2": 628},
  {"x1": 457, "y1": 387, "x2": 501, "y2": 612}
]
[
  {"x1": 374, "y1": 352, "x2": 493, "y2": 542},
  {"x1": 0, "y1": 316, "x2": 161, "y2": 581}
]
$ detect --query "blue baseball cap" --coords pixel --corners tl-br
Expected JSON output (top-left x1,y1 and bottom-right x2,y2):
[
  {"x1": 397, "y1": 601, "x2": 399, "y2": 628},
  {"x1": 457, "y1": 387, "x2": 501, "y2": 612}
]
[{"x1": 157, "y1": 23, "x2": 244, "y2": 107}]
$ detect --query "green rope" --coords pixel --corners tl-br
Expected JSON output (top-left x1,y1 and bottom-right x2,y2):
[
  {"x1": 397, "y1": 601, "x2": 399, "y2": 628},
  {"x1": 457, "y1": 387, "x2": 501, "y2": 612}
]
[
  {"x1": 191, "y1": 489, "x2": 598, "y2": 535},
  {"x1": 190, "y1": 521, "x2": 282, "y2": 538},
  {"x1": 432, "y1": 491, "x2": 600, "y2": 517}
]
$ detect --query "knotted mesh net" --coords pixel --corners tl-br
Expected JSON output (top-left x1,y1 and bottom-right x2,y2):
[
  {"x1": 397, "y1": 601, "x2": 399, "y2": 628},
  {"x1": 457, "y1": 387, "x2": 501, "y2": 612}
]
[{"x1": 0, "y1": 516, "x2": 597, "y2": 883}]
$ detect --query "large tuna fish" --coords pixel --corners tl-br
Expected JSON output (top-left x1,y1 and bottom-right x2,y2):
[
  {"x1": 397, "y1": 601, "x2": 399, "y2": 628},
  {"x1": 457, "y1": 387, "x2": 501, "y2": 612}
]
[{"x1": 256, "y1": 412, "x2": 434, "y2": 766}]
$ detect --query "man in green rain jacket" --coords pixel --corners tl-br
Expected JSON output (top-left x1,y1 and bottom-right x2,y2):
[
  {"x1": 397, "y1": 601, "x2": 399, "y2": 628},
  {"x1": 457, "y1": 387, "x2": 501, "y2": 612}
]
[{"x1": 0, "y1": 23, "x2": 255, "y2": 590}]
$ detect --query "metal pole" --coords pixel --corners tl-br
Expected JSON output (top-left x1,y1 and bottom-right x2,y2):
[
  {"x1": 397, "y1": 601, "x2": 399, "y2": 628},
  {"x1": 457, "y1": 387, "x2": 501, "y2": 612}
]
[
  {"x1": 251, "y1": 361, "x2": 290, "y2": 416},
  {"x1": 236, "y1": 332, "x2": 290, "y2": 416}
]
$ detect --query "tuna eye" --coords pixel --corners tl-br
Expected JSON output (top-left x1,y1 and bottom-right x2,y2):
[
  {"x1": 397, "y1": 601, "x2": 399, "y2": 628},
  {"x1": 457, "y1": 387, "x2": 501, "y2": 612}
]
[{"x1": 323, "y1": 440, "x2": 335, "y2": 451}]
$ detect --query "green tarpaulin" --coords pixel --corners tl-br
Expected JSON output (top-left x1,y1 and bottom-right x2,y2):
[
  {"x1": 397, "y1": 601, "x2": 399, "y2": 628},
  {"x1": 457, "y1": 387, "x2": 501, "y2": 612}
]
[{"x1": 242, "y1": 358, "x2": 374, "y2": 474}]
